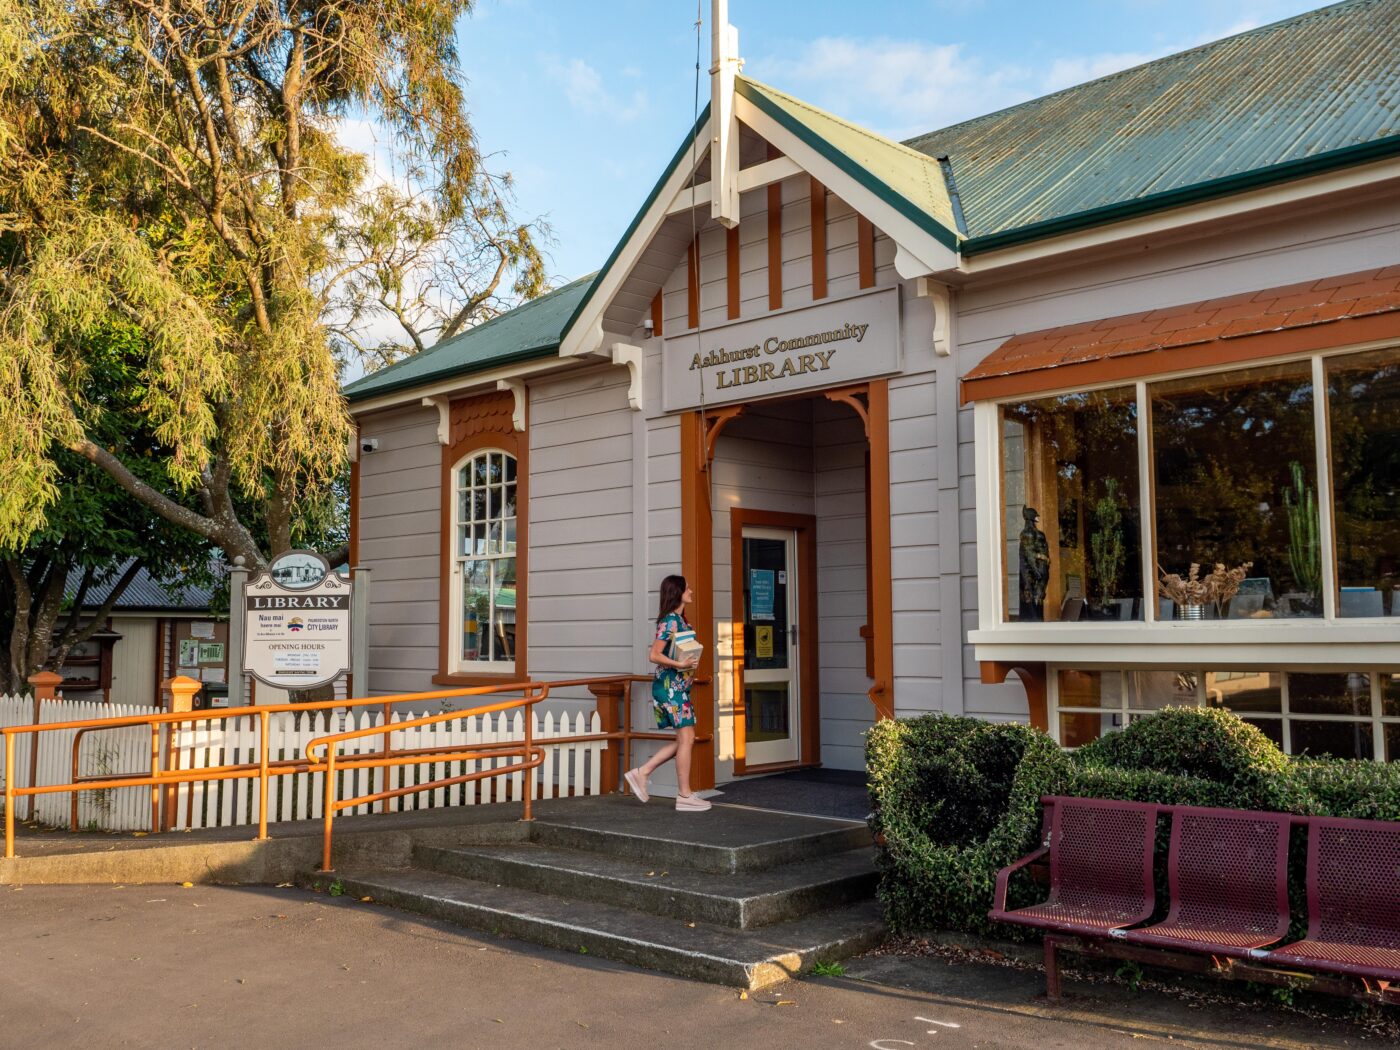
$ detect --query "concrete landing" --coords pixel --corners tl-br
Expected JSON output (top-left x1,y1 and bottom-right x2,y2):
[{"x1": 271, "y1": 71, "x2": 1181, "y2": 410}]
[{"x1": 527, "y1": 793, "x2": 870, "y2": 873}]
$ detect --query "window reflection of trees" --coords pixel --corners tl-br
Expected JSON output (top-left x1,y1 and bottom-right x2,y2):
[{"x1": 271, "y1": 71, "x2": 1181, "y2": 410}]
[
  {"x1": 1152, "y1": 362, "x2": 1320, "y2": 617},
  {"x1": 1328, "y1": 350, "x2": 1400, "y2": 616},
  {"x1": 1001, "y1": 388, "x2": 1141, "y2": 622}
]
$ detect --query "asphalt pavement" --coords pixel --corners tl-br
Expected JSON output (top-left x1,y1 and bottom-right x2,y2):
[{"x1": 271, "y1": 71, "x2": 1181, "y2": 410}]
[{"x1": 0, "y1": 884, "x2": 1384, "y2": 1050}]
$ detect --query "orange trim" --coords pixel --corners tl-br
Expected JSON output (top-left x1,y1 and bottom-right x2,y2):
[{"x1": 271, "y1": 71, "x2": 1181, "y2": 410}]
[
  {"x1": 650, "y1": 292, "x2": 664, "y2": 339},
  {"x1": 687, "y1": 238, "x2": 700, "y2": 329},
  {"x1": 679, "y1": 412, "x2": 715, "y2": 789},
  {"x1": 730, "y1": 509, "x2": 821, "y2": 776},
  {"x1": 981, "y1": 662, "x2": 1048, "y2": 731},
  {"x1": 963, "y1": 312, "x2": 1400, "y2": 404},
  {"x1": 857, "y1": 215, "x2": 875, "y2": 289},
  {"x1": 961, "y1": 267, "x2": 1400, "y2": 405},
  {"x1": 726, "y1": 225, "x2": 740, "y2": 320},
  {"x1": 809, "y1": 177, "x2": 827, "y2": 301},
  {"x1": 861, "y1": 452, "x2": 875, "y2": 678},
  {"x1": 767, "y1": 182, "x2": 783, "y2": 311},
  {"x1": 866, "y1": 380, "x2": 894, "y2": 719},
  {"x1": 437, "y1": 390, "x2": 528, "y2": 684},
  {"x1": 704, "y1": 404, "x2": 745, "y2": 462}
]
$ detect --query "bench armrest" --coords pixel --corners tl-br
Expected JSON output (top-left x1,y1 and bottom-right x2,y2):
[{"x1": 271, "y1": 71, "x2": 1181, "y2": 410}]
[{"x1": 992, "y1": 843, "x2": 1050, "y2": 916}]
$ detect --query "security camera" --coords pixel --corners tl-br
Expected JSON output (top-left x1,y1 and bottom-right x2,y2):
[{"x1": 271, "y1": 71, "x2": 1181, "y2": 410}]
[
  {"x1": 360, "y1": 437, "x2": 380, "y2": 454},
  {"x1": 642, "y1": 316, "x2": 655, "y2": 336}
]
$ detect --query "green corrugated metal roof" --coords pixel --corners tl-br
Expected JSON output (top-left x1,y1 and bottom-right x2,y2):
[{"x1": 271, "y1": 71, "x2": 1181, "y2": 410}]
[
  {"x1": 343, "y1": 275, "x2": 594, "y2": 403},
  {"x1": 735, "y1": 77, "x2": 961, "y2": 250},
  {"x1": 904, "y1": 0, "x2": 1400, "y2": 250}
]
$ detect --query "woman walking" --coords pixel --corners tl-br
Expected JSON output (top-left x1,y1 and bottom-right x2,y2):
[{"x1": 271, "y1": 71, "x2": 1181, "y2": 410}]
[{"x1": 624, "y1": 575, "x2": 711, "y2": 812}]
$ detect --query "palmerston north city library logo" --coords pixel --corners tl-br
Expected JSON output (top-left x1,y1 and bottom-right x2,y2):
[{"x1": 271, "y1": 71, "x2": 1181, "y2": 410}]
[{"x1": 663, "y1": 286, "x2": 901, "y2": 412}]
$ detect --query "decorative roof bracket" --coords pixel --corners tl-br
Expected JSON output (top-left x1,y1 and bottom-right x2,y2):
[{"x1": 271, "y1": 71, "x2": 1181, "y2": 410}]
[
  {"x1": 609, "y1": 343, "x2": 644, "y2": 412},
  {"x1": 495, "y1": 379, "x2": 527, "y2": 431}
]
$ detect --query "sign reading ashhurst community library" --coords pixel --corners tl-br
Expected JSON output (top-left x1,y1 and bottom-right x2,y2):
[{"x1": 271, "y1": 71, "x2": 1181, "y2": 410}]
[
  {"x1": 662, "y1": 286, "x2": 901, "y2": 412},
  {"x1": 242, "y1": 550, "x2": 351, "y2": 689}
]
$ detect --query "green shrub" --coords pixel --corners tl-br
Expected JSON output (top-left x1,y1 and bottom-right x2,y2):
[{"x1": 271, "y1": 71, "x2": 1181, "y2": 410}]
[
  {"x1": 868, "y1": 715, "x2": 1071, "y2": 934},
  {"x1": 1288, "y1": 757, "x2": 1400, "y2": 820},
  {"x1": 1074, "y1": 705, "x2": 1288, "y2": 783},
  {"x1": 867, "y1": 704, "x2": 1398, "y2": 937}
]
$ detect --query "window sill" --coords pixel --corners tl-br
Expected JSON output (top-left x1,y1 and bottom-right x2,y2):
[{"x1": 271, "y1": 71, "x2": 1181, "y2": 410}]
[
  {"x1": 970, "y1": 621, "x2": 1400, "y2": 667},
  {"x1": 432, "y1": 671, "x2": 524, "y2": 688}
]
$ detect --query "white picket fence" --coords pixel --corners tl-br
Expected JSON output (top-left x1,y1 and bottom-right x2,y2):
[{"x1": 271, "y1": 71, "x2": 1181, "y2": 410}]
[{"x1": 0, "y1": 694, "x2": 603, "y2": 832}]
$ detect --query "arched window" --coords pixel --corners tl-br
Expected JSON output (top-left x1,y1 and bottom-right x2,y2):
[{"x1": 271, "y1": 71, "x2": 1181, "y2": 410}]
[{"x1": 451, "y1": 448, "x2": 518, "y2": 671}]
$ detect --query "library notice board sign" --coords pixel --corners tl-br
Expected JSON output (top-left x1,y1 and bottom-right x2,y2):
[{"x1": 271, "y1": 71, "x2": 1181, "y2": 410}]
[{"x1": 242, "y1": 552, "x2": 350, "y2": 689}]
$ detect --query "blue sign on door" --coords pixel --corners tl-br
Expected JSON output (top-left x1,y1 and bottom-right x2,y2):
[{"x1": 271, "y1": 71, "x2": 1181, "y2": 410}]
[{"x1": 749, "y1": 569, "x2": 776, "y2": 621}]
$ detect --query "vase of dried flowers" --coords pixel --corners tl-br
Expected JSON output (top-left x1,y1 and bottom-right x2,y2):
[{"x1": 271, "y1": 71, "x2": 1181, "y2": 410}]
[{"x1": 1157, "y1": 562, "x2": 1253, "y2": 620}]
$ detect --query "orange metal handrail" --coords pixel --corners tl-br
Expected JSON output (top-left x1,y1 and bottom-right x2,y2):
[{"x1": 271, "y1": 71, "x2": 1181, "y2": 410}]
[
  {"x1": 308, "y1": 685, "x2": 552, "y2": 871},
  {"x1": 2, "y1": 674, "x2": 683, "y2": 864}
]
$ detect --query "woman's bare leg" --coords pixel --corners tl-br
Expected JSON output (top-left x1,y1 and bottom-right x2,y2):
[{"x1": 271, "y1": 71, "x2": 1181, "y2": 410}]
[
  {"x1": 674, "y1": 726, "x2": 695, "y2": 796},
  {"x1": 637, "y1": 740, "x2": 677, "y2": 778}
]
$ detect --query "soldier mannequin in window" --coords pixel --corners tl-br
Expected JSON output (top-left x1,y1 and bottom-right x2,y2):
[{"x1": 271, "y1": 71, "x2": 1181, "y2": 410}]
[{"x1": 1019, "y1": 506, "x2": 1050, "y2": 621}]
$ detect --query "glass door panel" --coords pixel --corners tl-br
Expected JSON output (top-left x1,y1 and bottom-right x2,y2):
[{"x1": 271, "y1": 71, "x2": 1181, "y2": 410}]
[{"x1": 742, "y1": 527, "x2": 800, "y2": 765}]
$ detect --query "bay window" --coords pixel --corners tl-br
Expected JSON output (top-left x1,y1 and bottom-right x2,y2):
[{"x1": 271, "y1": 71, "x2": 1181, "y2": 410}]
[{"x1": 992, "y1": 345, "x2": 1399, "y2": 625}]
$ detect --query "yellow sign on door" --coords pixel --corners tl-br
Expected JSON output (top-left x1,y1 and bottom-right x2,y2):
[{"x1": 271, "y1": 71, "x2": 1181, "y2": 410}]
[{"x1": 755, "y1": 625, "x2": 774, "y2": 659}]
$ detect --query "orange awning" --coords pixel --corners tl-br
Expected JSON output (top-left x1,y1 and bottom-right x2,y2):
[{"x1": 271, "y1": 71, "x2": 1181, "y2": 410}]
[{"x1": 960, "y1": 266, "x2": 1400, "y2": 403}]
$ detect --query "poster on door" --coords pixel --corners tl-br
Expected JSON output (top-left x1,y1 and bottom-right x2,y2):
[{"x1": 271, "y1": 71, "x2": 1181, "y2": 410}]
[
  {"x1": 755, "y1": 625, "x2": 775, "y2": 659},
  {"x1": 749, "y1": 569, "x2": 776, "y2": 621}
]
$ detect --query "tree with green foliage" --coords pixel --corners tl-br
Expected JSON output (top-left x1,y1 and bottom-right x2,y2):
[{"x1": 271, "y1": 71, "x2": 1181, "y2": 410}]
[
  {"x1": 2, "y1": 322, "x2": 211, "y2": 693},
  {"x1": 0, "y1": 0, "x2": 545, "y2": 570}
]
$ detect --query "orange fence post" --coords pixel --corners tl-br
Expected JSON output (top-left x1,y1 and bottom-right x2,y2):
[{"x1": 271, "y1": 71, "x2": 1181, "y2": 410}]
[
  {"x1": 25, "y1": 672, "x2": 61, "y2": 820},
  {"x1": 522, "y1": 694, "x2": 535, "y2": 823},
  {"x1": 4, "y1": 733, "x2": 15, "y2": 858},
  {"x1": 162, "y1": 677, "x2": 199, "y2": 831},
  {"x1": 587, "y1": 679, "x2": 626, "y2": 794},
  {"x1": 321, "y1": 751, "x2": 338, "y2": 872}
]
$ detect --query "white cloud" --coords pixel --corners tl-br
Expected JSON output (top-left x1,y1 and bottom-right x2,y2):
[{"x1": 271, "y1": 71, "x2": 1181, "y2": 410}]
[
  {"x1": 545, "y1": 55, "x2": 648, "y2": 122},
  {"x1": 748, "y1": 18, "x2": 1274, "y2": 141},
  {"x1": 751, "y1": 37, "x2": 1031, "y2": 140}
]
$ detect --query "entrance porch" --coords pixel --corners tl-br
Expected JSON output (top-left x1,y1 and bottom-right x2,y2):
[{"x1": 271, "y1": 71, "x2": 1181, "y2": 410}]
[{"x1": 681, "y1": 385, "x2": 891, "y2": 788}]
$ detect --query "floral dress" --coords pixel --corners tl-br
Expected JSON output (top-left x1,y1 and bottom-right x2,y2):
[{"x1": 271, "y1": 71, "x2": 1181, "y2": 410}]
[{"x1": 651, "y1": 612, "x2": 696, "y2": 729}]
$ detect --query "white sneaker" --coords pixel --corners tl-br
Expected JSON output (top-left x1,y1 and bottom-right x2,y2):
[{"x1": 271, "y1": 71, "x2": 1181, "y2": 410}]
[{"x1": 675, "y1": 794, "x2": 711, "y2": 812}]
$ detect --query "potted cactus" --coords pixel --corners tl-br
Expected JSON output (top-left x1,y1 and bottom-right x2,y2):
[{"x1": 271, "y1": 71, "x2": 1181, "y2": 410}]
[
  {"x1": 1089, "y1": 479, "x2": 1126, "y2": 617},
  {"x1": 1284, "y1": 460, "x2": 1321, "y2": 614}
]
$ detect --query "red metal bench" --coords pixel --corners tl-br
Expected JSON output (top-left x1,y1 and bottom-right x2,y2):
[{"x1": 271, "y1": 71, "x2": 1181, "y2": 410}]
[
  {"x1": 991, "y1": 798, "x2": 1400, "y2": 1004},
  {"x1": 990, "y1": 796, "x2": 1158, "y2": 938},
  {"x1": 1260, "y1": 815, "x2": 1400, "y2": 992}
]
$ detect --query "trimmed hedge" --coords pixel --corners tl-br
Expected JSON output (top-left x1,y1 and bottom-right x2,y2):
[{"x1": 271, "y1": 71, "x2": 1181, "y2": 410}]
[{"x1": 867, "y1": 705, "x2": 1400, "y2": 935}]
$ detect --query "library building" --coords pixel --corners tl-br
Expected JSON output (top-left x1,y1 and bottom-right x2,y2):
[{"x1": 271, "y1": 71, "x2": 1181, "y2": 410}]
[{"x1": 344, "y1": 0, "x2": 1400, "y2": 789}]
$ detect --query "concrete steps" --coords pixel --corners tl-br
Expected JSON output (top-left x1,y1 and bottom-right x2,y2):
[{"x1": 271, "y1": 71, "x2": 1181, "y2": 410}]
[
  {"x1": 416, "y1": 840, "x2": 878, "y2": 929},
  {"x1": 319, "y1": 797, "x2": 884, "y2": 988},
  {"x1": 334, "y1": 867, "x2": 884, "y2": 989}
]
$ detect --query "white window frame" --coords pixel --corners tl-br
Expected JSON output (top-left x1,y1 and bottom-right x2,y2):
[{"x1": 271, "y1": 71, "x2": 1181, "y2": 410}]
[
  {"x1": 449, "y1": 447, "x2": 518, "y2": 675},
  {"x1": 969, "y1": 338, "x2": 1400, "y2": 667},
  {"x1": 1048, "y1": 665, "x2": 1400, "y2": 762}
]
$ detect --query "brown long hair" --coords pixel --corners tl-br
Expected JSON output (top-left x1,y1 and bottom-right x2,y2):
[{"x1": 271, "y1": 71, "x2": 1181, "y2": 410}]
[{"x1": 656, "y1": 574, "x2": 689, "y2": 624}]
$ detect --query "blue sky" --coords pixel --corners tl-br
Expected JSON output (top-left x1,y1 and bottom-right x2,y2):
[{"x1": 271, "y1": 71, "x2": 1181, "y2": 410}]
[{"x1": 386, "y1": 0, "x2": 1327, "y2": 289}]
